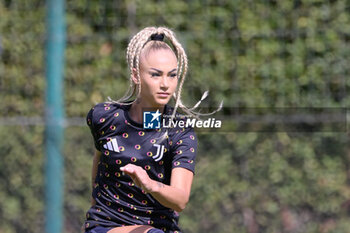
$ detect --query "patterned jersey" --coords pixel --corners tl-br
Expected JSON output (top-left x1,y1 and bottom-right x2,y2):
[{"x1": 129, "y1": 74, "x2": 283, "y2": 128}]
[{"x1": 84, "y1": 102, "x2": 197, "y2": 233}]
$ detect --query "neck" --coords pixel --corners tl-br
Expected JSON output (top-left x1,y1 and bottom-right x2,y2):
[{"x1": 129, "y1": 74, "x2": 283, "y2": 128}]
[{"x1": 129, "y1": 100, "x2": 164, "y2": 124}]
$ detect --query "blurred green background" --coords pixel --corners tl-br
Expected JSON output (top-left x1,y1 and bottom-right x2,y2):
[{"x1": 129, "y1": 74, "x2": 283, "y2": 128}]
[{"x1": 0, "y1": 0, "x2": 350, "y2": 232}]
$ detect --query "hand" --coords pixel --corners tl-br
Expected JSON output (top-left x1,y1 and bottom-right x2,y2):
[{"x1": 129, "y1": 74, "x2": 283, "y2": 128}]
[{"x1": 120, "y1": 164, "x2": 157, "y2": 193}]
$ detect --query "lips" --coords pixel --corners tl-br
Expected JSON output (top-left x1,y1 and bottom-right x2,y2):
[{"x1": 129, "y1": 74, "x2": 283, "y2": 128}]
[{"x1": 157, "y1": 92, "x2": 170, "y2": 98}]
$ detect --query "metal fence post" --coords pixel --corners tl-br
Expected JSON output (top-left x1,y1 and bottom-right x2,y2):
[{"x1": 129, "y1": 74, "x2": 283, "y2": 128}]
[{"x1": 45, "y1": 0, "x2": 66, "y2": 232}]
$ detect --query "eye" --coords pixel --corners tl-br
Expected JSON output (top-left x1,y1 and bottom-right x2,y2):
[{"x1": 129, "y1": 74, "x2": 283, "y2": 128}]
[
  {"x1": 150, "y1": 72, "x2": 160, "y2": 77},
  {"x1": 169, "y1": 73, "x2": 177, "y2": 78}
]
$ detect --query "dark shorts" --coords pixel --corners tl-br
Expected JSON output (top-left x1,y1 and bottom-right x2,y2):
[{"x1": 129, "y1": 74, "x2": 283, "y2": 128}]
[
  {"x1": 85, "y1": 226, "x2": 165, "y2": 233},
  {"x1": 147, "y1": 229, "x2": 165, "y2": 233}
]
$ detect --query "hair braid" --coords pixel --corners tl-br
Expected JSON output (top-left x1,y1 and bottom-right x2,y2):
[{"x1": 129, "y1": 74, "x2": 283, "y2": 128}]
[
  {"x1": 156, "y1": 28, "x2": 189, "y2": 122},
  {"x1": 117, "y1": 27, "x2": 156, "y2": 104}
]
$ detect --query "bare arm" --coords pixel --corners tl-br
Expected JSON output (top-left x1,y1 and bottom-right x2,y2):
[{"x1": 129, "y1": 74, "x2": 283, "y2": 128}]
[
  {"x1": 120, "y1": 165, "x2": 193, "y2": 212},
  {"x1": 91, "y1": 150, "x2": 102, "y2": 206},
  {"x1": 150, "y1": 167, "x2": 193, "y2": 212}
]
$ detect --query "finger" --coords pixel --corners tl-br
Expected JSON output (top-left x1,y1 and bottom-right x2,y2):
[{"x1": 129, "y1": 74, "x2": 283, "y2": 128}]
[
  {"x1": 121, "y1": 164, "x2": 137, "y2": 169},
  {"x1": 120, "y1": 166, "x2": 135, "y2": 174},
  {"x1": 120, "y1": 163, "x2": 139, "y2": 172},
  {"x1": 120, "y1": 168, "x2": 140, "y2": 185}
]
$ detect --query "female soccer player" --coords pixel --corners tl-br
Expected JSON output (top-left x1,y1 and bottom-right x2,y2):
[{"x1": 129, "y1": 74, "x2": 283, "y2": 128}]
[{"x1": 84, "y1": 27, "x2": 200, "y2": 233}]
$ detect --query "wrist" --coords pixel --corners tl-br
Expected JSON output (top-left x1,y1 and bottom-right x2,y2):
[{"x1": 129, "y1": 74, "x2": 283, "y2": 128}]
[
  {"x1": 147, "y1": 179, "x2": 158, "y2": 193},
  {"x1": 149, "y1": 180, "x2": 165, "y2": 194}
]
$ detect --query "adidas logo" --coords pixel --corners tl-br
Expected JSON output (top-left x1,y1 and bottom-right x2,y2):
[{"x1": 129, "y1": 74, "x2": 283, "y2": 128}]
[{"x1": 103, "y1": 138, "x2": 120, "y2": 153}]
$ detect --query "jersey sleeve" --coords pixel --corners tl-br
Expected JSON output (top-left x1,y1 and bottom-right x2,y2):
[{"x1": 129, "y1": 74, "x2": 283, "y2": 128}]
[
  {"x1": 170, "y1": 127, "x2": 197, "y2": 174},
  {"x1": 86, "y1": 103, "x2": 103, "y2": 151}
]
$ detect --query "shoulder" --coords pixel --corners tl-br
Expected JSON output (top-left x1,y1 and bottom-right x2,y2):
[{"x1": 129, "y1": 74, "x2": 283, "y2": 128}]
[
  {"x1": 163, "y1": 106, "x2": 197, "y2": 142},
  {"x1": 163, "y1": 105, "x2": 190, "y2": 124},
  {"x1": 86, "y1": 102, "x2": 126, "y2": 126}
]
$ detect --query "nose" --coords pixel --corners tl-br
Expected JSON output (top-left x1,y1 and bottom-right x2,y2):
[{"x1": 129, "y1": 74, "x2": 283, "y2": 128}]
[{"x1": 160, "y1": 75, "x2": 169, "y2": 89}]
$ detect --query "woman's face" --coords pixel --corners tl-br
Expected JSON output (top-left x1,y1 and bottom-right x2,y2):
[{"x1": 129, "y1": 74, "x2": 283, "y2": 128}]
[{"x1": 136, "y1": 48, "x2": 178, "y2": 108}]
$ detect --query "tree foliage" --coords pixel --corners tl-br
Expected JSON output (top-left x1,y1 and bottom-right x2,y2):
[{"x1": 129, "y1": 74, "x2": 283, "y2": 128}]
[{"x1": 0, "y1": 0, "x2": 349, "y2": 232}]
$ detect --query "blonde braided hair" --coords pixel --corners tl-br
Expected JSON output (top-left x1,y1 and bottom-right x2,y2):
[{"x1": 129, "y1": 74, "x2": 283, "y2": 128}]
[{"x1": 109, "y1": 26, "x2": 222, "y2": 128}]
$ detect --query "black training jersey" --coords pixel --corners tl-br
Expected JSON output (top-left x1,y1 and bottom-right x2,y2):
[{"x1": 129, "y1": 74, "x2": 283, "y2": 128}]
[{"x1": 84, "y1": 102, "x2": 197, "y2": 233}]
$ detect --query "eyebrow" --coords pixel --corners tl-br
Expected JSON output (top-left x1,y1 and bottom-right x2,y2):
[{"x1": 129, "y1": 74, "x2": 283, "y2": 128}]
[{"x1": 150, "y1": 68, "x2": 177, "y2": 73}]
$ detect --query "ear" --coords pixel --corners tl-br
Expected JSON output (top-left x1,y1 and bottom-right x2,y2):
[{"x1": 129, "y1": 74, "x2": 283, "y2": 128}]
[{"x1": 131, "y1": 68, "x2": 140, "y2": 85}]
